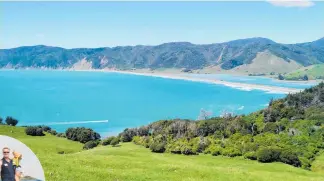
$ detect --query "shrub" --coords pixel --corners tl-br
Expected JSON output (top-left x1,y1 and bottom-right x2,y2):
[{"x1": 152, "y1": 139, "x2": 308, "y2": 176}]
[
  {"x1": 49, "y1": 130, "x2": 57, "y2": 135},
  {"x1": 150, "y1": 142, "x2": 166, "y2": 153},
  {"x1": 132, "y1": 136, "x2": 141, "y2": 145},
  {"x1": 110, "y1": 137, "x2": 120, "y2": 147},
  {"x1": 244, "y1": 151, "x2": 257, "y2": 160},
  {"x1": 181, "y1": 144, "x2": 196, "y2": 155},
  {"x1": 279, "y1": 149, "x2": 301, "y2": 167},
  {"x1": 83, "y1": 140, "x2": 99, "y2": 150},
  {"x1": 204, "y1": 144, "x2": 223, "y2": 156},
  {"x1": 56, "y1": 133, "x2": 66, "y2": 138},
  {"x1": 25, "y1": 126, "x2": 45, "y2": 136},
  {"x1": 119, "y1": 128, "x2": 137, "y2": 142},
  {"x1": 0, "y1": 117, "x2": 2, "y2": 124},
  {"x1": 5, "y1": 117, "x2": 18, "y2": 126},
  {"x1": 191, "y1": 137, "x2": 210, "y2": 153},
  {"x1": 102, "y1": 136, "x2": 116, "y2": 146},
  {"x1": 221, "y1": 147, "x2": 242, "y2": 157},
  {"x1": 65, "y1": 127, "x2": 101, "y2": 143},
  {"x1": 257, "y1": 147, "x2": 281, "y2": 163},
  {"x1": 41, "y1": 126, "x2": 51, "y2": 132}
]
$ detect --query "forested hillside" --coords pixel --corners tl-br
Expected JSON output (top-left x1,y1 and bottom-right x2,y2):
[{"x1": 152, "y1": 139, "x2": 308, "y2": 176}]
[{"x1": 1, "y1": 37, "x2": 324, "y2": 71}]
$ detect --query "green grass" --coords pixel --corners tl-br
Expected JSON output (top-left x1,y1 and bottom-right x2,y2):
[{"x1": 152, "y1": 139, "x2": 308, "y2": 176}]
[
  {"x1": 285, "y1": 64, "x2": 324, "y2": 80},
  {"x1": 1, "y1": 125, "x2": 324, "y2": 181}
]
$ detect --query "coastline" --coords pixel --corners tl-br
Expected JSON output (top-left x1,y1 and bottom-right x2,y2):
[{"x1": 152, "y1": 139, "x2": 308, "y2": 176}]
[
  {"x1": 103, "y1": 70, "x2": 304, "y2": 94},
  {"x1": 1, "y1": 68, "x2": 315, "y2": 94}
]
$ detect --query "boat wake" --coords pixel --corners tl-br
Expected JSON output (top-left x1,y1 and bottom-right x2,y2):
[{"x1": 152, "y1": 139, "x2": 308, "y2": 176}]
[{"x1": 30, "y1": 120, "x2": 109, "y2": 126}]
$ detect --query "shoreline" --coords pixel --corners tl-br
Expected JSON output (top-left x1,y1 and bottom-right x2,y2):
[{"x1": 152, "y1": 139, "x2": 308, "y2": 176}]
[
  {"x1": 103, "y1": 70, "x2": 303, "y2": 94},
  {"x1": 0, "y1": 68, "x2": 313, "y2": 94}
]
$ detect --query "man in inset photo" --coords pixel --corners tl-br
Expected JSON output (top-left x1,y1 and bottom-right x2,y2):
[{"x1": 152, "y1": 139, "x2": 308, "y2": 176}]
[{"x1": 0, "y1": 147, "x2": 17, "y2": 181}]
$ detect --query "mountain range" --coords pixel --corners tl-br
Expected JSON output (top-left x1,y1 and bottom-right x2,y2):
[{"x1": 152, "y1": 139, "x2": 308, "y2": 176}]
[{"x1": 1, "y1": 37, "x2": 324, "y2": 73}]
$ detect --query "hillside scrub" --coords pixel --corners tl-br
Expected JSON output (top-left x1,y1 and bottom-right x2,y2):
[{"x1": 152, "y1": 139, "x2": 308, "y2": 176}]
[{"x1": 118, "y1": 82, "x2": 324, "y2": 169}]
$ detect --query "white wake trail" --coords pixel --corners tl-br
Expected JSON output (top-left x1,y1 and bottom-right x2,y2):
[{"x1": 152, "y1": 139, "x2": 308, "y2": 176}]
[{"x1": 31, "y1": 120, "x2": 109, "y2": 126}]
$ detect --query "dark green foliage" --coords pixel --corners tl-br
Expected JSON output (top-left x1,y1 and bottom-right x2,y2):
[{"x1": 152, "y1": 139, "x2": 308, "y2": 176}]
[
  {"x1": 56, "y1": 133, "x2": 66, "y2": 138},
  {"x1": 278, "y1": 74, "x2": 284, "y2": 80},
  {"x1": 150, "y1": 142, "x2": 166, "y2": 153},
  {"x1": 41, "y1": 126, "x2": 51, "y2": 132},
  {"x1": 257, "y1": 147, "x2": 281, "y2": 163},
  {"x1": 25, "y1": 126, "x2": 45, "y2": 136},
  {"x1": 5, "y1": 117, "x2": 18, "y2": 126},
  {"x1": 102, "y1": 136, "x2": 116, "y2": 146},
  {"x1": 65, "y1": 127, "x2": 101, "y2": 143},
  {"x1": 280, "y1": 149, "x2": 301, "y2": 167},
  {"x1": 83, "y1": 140, "x2": 100, "y2": 150},
  {"x1": 263, "y1": 122, "x2": 278, "y2": 133},
  {"x1": 49, "y1": 130, "x2": 57, "y2": 135},
  {"x1": 303, "y1": 75, "x2": 309, "y2": 81},
  {"x1": 0, "y1": 117, "x2": 2, "y2": 124},
  {"x1": 110, "y1": 137, "x2": 120, "y2": 147}
]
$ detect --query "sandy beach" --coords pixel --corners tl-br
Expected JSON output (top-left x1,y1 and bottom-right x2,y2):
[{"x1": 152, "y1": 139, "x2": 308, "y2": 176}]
[{"x1": 87, "y1": 69, "x2": 305, "y2": 94}]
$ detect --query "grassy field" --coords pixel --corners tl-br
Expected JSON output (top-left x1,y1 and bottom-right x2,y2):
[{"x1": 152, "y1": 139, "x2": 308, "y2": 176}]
[
  {"x1": 1, "y1": 125, "x2": 324, "y2": 181},
  {"x1": 285, "y1": 64, "x2": 324, "y2": 80}
]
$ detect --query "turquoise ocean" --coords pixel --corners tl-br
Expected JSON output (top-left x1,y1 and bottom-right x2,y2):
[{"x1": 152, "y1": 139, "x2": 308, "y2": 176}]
[{"x1": 0, "y1": 70, "x2": 315, "y2": 137}]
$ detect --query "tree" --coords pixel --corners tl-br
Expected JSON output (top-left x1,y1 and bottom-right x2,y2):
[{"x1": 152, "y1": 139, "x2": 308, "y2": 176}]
[
  {"x1": 83, "y1": 140, "x2": 99, "y2": 150},
  {"x1": 25, "y1": 126, "x2": 45, "y2": 136},
  {"x1": 278, "y1": 74, "x2": 284, "y2": 80},
  {"x1": 5, "y1": 117, "x2": 18, "y2": 126},
  {"x1": 0, "y1": 117, "x2": 2, "y2": 124},
  {"x1": 303, "y1": 75, "x2": 309, "y2": 81},
  {"x1": 102, "y1": 136, "x2": 116, "y2": 146},
  {"x1": 257, "y1": 147, "x2": 281, "y2": 163},
  {"x1": 110, "y1": 137, "x2": 120, "y2": 147},
  {"x1": 65, "y1": 127, "x2": 101, "y2": 143}
]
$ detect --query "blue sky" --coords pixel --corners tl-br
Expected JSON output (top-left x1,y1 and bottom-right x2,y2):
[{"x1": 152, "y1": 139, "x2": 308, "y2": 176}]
[{"x1": 1, "y1": 1, "x2": 323, "y2": 48}]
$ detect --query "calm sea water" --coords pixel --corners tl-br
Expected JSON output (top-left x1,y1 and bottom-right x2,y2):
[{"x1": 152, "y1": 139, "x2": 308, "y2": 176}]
[{"x1": 0, "y1": 70, "x2": 297, "y2": 136}]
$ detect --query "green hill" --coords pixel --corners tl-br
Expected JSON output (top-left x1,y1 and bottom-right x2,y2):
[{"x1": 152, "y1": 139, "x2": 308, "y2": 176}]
[
  {"x1": 285, "y1": 64, "x2": 324, "y2": 80},
  {"x1": 0, "y1": 125, "x2": 324, "y2": 181},
  {"x1": 1, "y1": 37, "x2": 324, "y2": 73}
]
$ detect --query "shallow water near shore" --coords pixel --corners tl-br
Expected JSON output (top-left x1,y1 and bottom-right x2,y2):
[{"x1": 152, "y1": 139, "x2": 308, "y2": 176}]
[{"x1": 0, "y1": 70, "x2": 305, "y2": 136}]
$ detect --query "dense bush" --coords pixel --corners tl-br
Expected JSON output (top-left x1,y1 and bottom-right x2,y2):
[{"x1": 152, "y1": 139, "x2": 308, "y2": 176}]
[
  {"x1": 102, "y1": 136, "x2": 116, "y2": 146},
  {"x1": 25, "y1": 126, "x2": 45, "y2": 136},
  {"x1": 83, "y1": 140, "x2": 100, "y2": 150},
  {"x1": 150, "y1": 142, "x2": 166, "y2": 153},
  {"x1": 222, "y1": 147, "x2": 242, "y2": 157},
  {"x1": 204, "y1": 144, "x2": 223, "y2": 156},
  {"x1": 56, "y1": 133, "x2": 66, "y2": 138},
  {"x1": 65, "y1": 127, "x2": 101, "y2": 143},
  {"x1": 5, "y1": 117, "x2": 19, "y2": 126},
  {"x1": 257, "y1": 147, "x2": 281, "y2": 163},
  {"x1": 117, "y1": 83, "x2": 324, "y2": 169},
  {"x1": 279, "y1": 149, "x2": 301, "y2": 167},
  {"x1": 49, "y1": 130, "x2": 57, "y2": 135},
  {"x1": 110, "y1": 137, "x2": 120, "y2": 147}
]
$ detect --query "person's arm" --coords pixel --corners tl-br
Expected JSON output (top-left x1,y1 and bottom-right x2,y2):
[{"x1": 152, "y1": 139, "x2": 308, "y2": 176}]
[{"x1": 0, "y1": 160, "x2": 2, "y2": 174}]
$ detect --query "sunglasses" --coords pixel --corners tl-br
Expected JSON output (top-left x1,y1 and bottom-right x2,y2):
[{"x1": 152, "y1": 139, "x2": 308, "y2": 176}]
[{"x1": 3, "y1": 152, "x2": 9, "y2": 154}]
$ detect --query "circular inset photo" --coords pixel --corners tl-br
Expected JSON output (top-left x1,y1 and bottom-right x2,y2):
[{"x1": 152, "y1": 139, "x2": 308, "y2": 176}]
[{"x1": 0, "y1": 135, "x2": 45, "y2": 181}]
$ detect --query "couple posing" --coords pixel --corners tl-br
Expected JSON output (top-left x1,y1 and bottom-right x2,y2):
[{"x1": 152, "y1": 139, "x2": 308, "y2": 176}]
[{"x1": 0, "y1": 147, "x2": 22, "y2": 181}]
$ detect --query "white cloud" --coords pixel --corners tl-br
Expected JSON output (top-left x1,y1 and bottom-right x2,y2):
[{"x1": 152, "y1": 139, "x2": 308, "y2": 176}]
[{"x1": 267, "y1": 0, "x2": 314, "y2": 7}]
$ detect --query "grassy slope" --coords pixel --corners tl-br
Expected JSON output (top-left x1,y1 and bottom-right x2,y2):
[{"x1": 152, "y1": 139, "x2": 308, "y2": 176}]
[
  {"x1": 1, "y1": 125, "x2": 324, "y2": 181},
  {"x1": 285, "y1": 64, "x2": 324, "y2": 80}
]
